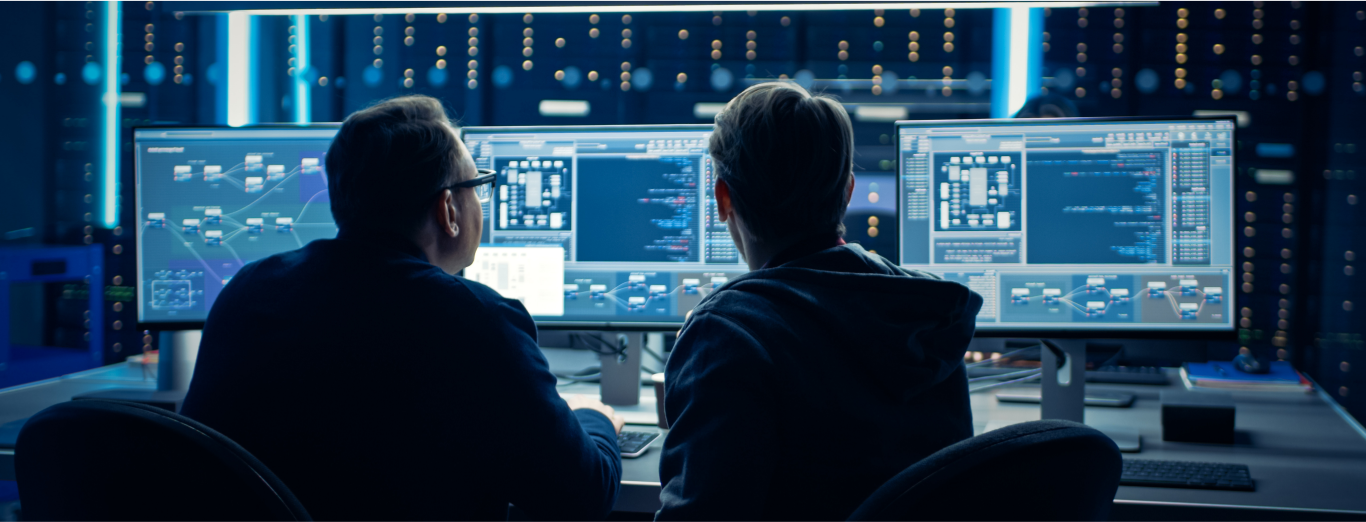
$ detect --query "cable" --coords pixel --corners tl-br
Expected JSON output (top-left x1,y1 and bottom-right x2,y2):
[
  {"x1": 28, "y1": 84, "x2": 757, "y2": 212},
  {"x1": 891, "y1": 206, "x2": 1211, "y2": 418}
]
[
  {"x1": 569, "y1": 333, "x2": 628, "y2": 361},
  {"x1": 967, "y1": 368, "x2": 1043, "y2": 383},
  {"x1": 642, "y1": 344, "x2": 667, "y2": 365},
  {"x1": 1039, "y1": 340, "x2": 1069, "y2": 370},
  {"x1": 968, "y1": 371, "x2": 1042, "y2": 393},
  {"x1": 965, "y1": 344, "x2": 1041, "y2": 368}
]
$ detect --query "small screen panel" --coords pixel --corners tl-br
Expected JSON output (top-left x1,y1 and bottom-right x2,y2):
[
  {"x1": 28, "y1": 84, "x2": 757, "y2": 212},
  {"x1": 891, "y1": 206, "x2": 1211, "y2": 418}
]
[
  {"x1": 897, "y1": 118, "x2": 1236, "y2": 334},
  {"x1": 462, "y1": 125, "x2": 746, "y2": 328},
  {"x1": 135, "y1": 126, "x2": 340, "y2": 325}
]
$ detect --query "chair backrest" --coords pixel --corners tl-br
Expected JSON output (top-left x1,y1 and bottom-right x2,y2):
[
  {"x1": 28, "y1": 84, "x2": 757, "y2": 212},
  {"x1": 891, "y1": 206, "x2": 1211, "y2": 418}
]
[
  {"x1": 16, "y1": 399, "x2": 311, "y2": 521},
  {"x1": 847, "y1": 420, "x2": 1121, "y2": 521}
]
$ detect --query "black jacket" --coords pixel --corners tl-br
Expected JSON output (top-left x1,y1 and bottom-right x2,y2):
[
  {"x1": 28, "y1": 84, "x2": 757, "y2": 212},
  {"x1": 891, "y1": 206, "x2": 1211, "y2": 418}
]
[
  {"x1": 656, "y1": 243, "x2": 982, "y2": 520},
  {"x1": 182, "y1": 231, "x2": 621, "y2": 521}
]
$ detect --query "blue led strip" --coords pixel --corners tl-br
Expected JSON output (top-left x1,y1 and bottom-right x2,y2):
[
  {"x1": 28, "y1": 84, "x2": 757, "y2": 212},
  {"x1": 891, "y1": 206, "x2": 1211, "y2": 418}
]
[
  {"x1": 227, "y1": 12, "x2": 257, "y2": 127},
  {"x1": 990, "y1": 7, "x2": 1043, "y2": 119},
  {"x1": 293, "y1": 14, "x2": 310, "y2": 124},
  {"x1": 102, "y1": 1, "x2": 121, "y2": 228}
]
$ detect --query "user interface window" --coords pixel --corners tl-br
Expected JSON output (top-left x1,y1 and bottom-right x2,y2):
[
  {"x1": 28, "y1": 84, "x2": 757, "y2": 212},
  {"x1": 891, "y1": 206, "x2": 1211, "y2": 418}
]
[
  {"x1": 135, "y1": 127, "x2": 340, "y2": 324},
  {"x1": 462, "y1": 126, "x2": 746, "y2": 326},
  {"x1": 898, "y1": 119, "x2": 1235, "y2": 332}
]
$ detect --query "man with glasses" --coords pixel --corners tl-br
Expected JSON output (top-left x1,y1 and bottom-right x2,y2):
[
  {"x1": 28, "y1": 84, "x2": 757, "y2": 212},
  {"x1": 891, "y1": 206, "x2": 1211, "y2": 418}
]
[{"x1": 182, "y1": 95, "x2": 625, "y2": 520}]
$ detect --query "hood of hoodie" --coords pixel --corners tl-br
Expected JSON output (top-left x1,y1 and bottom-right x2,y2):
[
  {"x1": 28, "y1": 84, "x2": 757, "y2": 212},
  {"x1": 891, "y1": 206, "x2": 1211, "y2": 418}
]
[{"x1": 693, "y1": 243, "x2": 984, "y2": 400}]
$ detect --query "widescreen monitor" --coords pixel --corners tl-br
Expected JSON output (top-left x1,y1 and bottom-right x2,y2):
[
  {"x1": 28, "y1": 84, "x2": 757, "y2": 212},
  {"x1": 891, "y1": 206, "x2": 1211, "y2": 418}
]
[
  {"x1": 896, "y1": 117, "x2": 1237, "y2": 337},
  {"x1": 460, "y1": 125, "x2": 748, "y2": 329},
  {"x1": 134, "y1": 126, "x2": 341, "y2": 327},
  {"x1": 133, "y1": 123, "x2": 888, "y2": 331}
]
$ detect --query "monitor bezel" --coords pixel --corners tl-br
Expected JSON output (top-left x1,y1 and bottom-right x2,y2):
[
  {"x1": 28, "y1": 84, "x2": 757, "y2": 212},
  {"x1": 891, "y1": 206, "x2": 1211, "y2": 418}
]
[
  {"x1": 133, "y1": 123, "x2": 343, "y2": 331},
  {"x1": 461, "y1": 124, "x2": 714, "y2": 331},
  {"x1": 893, "y1": 115, "x2": 1239, "y2": 340}
]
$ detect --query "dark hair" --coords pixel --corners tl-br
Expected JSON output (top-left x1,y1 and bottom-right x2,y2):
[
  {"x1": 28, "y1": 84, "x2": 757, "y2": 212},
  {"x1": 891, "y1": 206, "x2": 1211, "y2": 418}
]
[
  {"x1": 1013, "y1": 93, "x2": 1080, "y2": 118},
  {"x1": 325, "y1": 95, "x2": 462, "y2": 234},
  {"x1": 709, "y1": 82, "x2": 854, "y2": 243}
]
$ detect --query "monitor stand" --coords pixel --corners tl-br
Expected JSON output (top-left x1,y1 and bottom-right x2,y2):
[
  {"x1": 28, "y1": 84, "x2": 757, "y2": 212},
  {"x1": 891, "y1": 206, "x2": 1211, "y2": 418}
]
[
  {"x1": 1040, "y1": 338, "x2": 1142, "y2": 452},
  {"x1": 1041, "y1": 339, "x2": 1086, "y2": 422},
  {"x1": 73, "y1": 331, "x2": 197, "y2": 411},
  {"x1": 599, "y1": 332, "x2": 642, "y2": 406}
]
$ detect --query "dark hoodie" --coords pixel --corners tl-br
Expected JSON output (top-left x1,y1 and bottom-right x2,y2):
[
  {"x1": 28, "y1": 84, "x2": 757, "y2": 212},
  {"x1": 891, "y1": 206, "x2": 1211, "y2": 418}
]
[{"x1": 656, "y1": 243, "x2": 983, "y2": 521}]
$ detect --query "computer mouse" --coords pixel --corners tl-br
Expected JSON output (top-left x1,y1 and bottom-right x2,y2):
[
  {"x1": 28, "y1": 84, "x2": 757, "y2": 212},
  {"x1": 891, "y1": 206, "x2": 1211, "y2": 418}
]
[{"x1": 1232, "y1": 353, "x2": 1270, "y2": 374}]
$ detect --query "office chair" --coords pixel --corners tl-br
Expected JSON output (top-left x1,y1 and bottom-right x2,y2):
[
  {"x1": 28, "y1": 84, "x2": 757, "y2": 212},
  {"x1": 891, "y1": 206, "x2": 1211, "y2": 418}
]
[
  {"x1": 15, "y1": 399, "x2": 311, "y2": 521},
  {"x1": 847, "y1": 420, "x2": 1121, "y2": 521}
]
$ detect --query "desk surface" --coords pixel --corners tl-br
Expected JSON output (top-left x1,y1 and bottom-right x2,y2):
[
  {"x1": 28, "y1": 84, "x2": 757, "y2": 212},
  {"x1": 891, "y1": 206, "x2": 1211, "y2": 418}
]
[{"x1": 1, "y1": 359, "x2": 1364, "y2": 518}]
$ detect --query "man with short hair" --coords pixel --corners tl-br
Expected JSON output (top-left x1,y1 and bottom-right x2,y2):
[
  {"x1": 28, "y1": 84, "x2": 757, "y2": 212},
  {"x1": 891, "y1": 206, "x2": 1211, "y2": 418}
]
[
  {"x1": 655, "y1": 83, "x2": 984, "y2": 520},
  {"x1": 182, "y1": 95, "x2": 624, "y2": 521}
]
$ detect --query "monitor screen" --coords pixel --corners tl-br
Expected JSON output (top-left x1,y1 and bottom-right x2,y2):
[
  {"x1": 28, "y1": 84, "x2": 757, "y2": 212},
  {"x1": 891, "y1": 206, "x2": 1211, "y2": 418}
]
[
  {"x1": 461, "y1": 125, "x2": 744, "y2": 328},
  {"x1": 135, "y1": 126, "x2": 340, "y2": 326},
  {"x1": 897, "y1": 117, "x2": 1236, "y2": 335}
]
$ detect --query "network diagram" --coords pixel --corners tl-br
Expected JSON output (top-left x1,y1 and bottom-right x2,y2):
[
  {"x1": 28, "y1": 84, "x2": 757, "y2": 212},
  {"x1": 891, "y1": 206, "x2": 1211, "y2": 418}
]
[
  {"x1": 1003, "y1": 274, "x2": 1224, "y2": 323},
  {"x1": 1145, "y1": 279, "x2": 1224, "y2": 320},
  {"x1": 140, "y1": 150, "x2": 335, "y2": 317},
  {"x1": 562, "y1": 273, "x2": 729, "y2": 314},
  {"x1": 1009, "y1": 277, "x2": 1133, "y2": 318}
]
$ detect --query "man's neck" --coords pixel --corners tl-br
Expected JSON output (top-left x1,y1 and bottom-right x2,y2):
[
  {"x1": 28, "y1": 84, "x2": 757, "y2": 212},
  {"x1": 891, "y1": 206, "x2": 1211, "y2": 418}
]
[
  {"x1": 741, "y1": 239, "x2": 783, "y2": 271},
  {"x1": 750, "y1": 232, "x2": 847, "y2": 270}
]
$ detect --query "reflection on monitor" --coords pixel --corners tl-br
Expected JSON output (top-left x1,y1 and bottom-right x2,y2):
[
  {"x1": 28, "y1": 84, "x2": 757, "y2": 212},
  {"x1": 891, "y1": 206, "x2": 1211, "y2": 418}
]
[
  {"x1": 135, "y1": 126, "x2": 340, "y2": 325},
  {"x1": 897, "y1": 118, "x2": 1236, "y2": 334},
  {"x1": 463, "y1": 125, "x2": 744, "y2": 328}
]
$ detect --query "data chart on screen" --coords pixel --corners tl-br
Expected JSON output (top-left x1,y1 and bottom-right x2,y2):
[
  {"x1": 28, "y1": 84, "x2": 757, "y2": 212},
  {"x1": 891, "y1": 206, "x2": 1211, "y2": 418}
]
[{"x1": 897, "y1": 118, "x2": 1236, "y2": 333}]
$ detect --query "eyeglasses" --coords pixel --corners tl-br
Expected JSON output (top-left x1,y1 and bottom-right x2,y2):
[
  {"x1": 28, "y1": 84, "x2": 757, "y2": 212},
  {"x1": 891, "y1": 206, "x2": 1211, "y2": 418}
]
[{"x1": 442, "y1": 168, "x2": 497, "y2": 204}]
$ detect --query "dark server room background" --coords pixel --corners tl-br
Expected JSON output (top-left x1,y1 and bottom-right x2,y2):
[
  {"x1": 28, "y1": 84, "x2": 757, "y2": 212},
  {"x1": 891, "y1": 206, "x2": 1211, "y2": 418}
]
[{"x1": 0, "y1": 3, "x2": 1361, "y2": 499}]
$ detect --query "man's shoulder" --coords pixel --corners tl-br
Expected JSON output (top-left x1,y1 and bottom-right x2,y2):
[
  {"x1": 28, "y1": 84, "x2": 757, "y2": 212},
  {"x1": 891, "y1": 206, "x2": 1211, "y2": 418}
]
[
  {"x1": 422, "y1": 274, "x2": 537, "y2": 331},
  {"x1": 690, "y1": 275, "x2": 789, "y2": 321}
]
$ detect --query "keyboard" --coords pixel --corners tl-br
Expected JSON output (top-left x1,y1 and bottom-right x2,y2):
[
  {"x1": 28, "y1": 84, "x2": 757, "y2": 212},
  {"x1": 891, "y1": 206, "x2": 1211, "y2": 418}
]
[
  {"x1": 618, "y1": 430, "x2": 660, "y2": 458},
  {"x1": 1121, "y1": 459, "x2": 1254, "y2": 491},
  {"x1": 1087, "y1": 366, "x2": 1169, "y2": 385}
]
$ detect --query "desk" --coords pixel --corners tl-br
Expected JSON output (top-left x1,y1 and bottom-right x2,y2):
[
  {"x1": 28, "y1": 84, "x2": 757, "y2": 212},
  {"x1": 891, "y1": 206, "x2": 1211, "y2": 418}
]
[{"x1": 0, "y1": 361, "x2": 1363, "y2": 519}]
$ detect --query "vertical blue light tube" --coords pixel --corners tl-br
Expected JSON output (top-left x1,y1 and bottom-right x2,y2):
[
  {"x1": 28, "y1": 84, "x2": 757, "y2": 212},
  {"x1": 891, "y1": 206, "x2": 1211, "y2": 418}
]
[
  {"x1": 102, "y1": 1, "x2": 121, "y2": 228},
  {"x1": 293, "y1": 15, "x2": 311, "y2": 124},
  {"x1": 991, "y1": 7, "x2": 1044, "y2": 119},
  {"x1": 227, "y1": 12, "x2": 257, "y2": 127},
  {"x1": 214, "y1": 14, "x2": 229, "y2": 124}
]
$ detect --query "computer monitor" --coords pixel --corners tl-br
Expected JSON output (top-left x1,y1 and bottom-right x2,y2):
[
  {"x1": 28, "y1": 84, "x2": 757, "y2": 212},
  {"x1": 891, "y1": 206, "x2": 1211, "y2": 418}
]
[
  {"x1": 896, "y1": 117, "x2": 1236, "y2": 337},
  {"x1": 460, "y1": 125, "x2": 742, "y2": 329},
  {"x1": 134, "y1": 126, "x2": 340, "y2": 328}
]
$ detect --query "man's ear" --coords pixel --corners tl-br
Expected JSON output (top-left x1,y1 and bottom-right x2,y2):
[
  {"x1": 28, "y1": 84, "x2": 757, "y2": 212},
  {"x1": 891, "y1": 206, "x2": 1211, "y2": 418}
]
[
  {"x1": 715, "y1": 178, "x2": 733, "y2": 223},
  {"x1": 435, "y1": 189, "x2": 460, "y2": 238}
]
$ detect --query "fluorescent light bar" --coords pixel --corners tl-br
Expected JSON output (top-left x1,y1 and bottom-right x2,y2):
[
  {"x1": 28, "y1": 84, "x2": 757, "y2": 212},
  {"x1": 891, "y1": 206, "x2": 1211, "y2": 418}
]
[
  {"x1": 694, "y1": 103, "x2": 726, "y2": 119},
  {"x1": 1006, "y1": 7, "x2": 1031, "y2": 118},
  {"x1": 188, "y1": 2, "x2": 1149, "y2": 16},
  {"x1": 990, "y1": 7, "x2": 1041, "y2": 118},
  {"x1": 293, "y1": 15, "x2": 310, "y2": 124},
  {"x1": 854, "y1": 105, "x2": 910, "y2": 122},
  {"x1": 539, "y1": 100, "x2": 591, "y2": 117},
  {"x1": 102, "y1": 0, "x2": 120, "y2": 228},
  {"x1": 119, "y1": 92, "x2": 146, "y2": 108},
  {"x1": 227, "y1": 12, "x2": 254, "y2": 127},
  {"x1": 1253, "y1": 169, "x2": 1294, "y2": 185}
]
